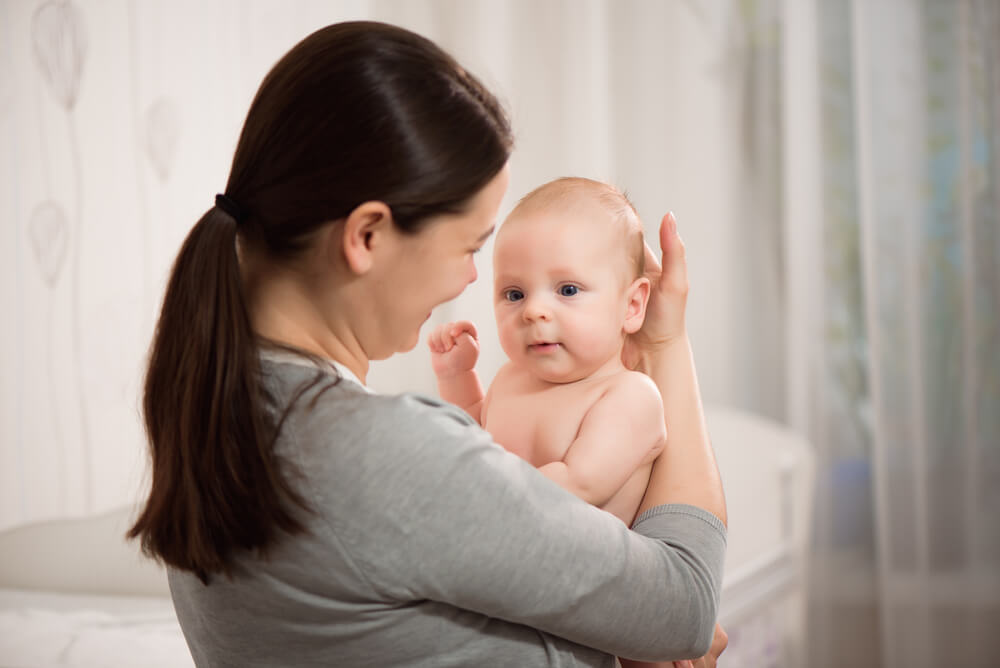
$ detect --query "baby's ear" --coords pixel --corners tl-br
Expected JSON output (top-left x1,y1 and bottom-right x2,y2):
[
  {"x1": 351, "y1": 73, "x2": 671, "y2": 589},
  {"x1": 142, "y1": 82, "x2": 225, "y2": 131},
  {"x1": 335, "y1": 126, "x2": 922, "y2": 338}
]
[{"x1": 623, "y1": 276, "x2": 650, "y2": 334}]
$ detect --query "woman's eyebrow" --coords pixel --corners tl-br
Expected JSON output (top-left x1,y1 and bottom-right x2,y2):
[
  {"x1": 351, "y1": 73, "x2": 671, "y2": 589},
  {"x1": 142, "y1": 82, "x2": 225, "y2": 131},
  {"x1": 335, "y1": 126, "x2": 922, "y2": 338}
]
[{"x1": 476, "y1": 225, "x2": 496, "y2": 242}]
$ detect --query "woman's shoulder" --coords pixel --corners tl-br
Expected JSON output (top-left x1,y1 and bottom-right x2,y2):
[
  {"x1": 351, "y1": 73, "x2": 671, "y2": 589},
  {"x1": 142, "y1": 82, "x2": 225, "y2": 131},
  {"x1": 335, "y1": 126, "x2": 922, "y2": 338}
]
[
  {"x1": 353, "y1": 392, "x2": 483, "y2": 441},
  {"x1": 383, "y1": 392, "x2": 480, "y2": 427},
  {"x1": 262, "y1": 357, "x2": 484, "y2": 447}
]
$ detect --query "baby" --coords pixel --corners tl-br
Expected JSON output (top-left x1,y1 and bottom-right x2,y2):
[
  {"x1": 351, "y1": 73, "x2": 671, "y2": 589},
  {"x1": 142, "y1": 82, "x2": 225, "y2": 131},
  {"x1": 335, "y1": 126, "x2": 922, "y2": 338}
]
[{"x1": 428, "y1": 177, "x2": 666, "y2": 526}]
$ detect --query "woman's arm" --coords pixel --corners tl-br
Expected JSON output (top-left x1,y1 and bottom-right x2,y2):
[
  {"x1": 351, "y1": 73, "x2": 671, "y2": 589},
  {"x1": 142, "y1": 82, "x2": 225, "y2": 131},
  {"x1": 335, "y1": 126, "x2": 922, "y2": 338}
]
[
  {"x1": 624, "y1": 212, "x2": 727, "y2": 525},
  {"x1": 319, "y1": 391, "x2": 726, "y2": 662}
]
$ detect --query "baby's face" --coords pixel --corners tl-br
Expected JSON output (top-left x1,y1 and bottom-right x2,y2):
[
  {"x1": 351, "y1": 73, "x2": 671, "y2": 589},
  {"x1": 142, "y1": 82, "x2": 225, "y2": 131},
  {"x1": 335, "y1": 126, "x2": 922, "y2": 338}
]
[{"x1": 493, "y1": 203, "x2": 637, "y2": 384}]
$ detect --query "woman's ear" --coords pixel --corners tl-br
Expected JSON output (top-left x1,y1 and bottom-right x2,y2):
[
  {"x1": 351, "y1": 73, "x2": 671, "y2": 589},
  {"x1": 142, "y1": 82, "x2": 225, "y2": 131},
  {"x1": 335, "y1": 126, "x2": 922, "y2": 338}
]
[
  {"x1": 338, "y1": 201, "x2": 394, "y2": 275},
  {"x1": 623, "y1": 276, "x2": 651, "y2": 334}
]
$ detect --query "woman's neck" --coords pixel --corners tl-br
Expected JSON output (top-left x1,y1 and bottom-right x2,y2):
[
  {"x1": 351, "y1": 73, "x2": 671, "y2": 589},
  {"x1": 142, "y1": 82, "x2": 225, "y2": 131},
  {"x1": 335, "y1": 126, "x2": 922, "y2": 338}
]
[{"x1": 244, "y1": 262, "x2": 370, "y2": 383}]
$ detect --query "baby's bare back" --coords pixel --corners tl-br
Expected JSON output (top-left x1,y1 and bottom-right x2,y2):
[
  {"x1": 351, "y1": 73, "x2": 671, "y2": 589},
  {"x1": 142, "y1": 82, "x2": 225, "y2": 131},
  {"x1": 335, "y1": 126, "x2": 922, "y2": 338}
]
[{"x1": 483, "y1": 364, "x2": 661, "y2": 524}]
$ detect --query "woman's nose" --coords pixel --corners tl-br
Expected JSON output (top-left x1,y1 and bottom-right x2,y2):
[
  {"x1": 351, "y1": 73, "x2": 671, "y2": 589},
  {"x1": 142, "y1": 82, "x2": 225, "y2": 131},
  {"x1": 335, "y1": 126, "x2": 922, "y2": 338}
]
[{"x1": 467, "y1": 257, "x2": 478, "y2": 284}]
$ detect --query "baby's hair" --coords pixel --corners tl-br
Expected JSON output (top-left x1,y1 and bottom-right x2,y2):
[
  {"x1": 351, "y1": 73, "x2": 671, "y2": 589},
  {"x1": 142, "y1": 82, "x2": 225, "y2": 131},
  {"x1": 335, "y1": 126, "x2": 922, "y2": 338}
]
[{"x1": 509, "y1": 177, "x2": 645, "y2": 278}]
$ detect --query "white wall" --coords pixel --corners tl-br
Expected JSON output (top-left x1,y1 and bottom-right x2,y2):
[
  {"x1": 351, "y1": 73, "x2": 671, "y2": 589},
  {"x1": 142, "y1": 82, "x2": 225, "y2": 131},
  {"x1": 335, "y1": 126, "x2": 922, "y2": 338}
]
[{"x1": 1, "y1": 0, "x2": 759, "y2": 530}]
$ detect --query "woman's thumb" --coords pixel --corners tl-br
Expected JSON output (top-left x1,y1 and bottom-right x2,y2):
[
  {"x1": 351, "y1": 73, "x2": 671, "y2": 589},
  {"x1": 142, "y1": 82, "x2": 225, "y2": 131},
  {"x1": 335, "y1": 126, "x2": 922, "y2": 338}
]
[{"x1": 659, "y1": 211, "x2": 688, "y2": 293}]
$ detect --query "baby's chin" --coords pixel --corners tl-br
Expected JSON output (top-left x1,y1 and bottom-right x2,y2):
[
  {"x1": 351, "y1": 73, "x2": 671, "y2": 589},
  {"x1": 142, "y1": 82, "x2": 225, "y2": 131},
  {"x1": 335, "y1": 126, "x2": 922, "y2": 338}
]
[{"x1": 526, "y1": 363, "x2": 592, "y2": 385}]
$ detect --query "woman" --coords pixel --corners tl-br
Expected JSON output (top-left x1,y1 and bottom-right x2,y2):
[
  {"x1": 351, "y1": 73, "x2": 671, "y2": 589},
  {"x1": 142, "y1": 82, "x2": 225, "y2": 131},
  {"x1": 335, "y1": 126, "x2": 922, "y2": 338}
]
[{"x1": 129, "y1": 21, "x2": 727, "y2": 667}]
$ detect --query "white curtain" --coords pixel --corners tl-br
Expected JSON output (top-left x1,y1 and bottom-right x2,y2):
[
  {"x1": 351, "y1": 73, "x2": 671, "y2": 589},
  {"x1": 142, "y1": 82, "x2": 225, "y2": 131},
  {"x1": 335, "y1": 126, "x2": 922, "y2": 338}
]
[{"x1": 786, "y1": 0, "x2": 1000, "y2": 665}]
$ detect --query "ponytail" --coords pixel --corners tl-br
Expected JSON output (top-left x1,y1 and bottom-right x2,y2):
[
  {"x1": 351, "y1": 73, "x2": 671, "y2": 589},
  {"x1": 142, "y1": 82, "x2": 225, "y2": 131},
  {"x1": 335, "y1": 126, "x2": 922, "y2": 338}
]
[
  {"x1": 128, "y1": 206, "x2": 307, "y2": 583},
  {"x1": 129, "y1": 21, "x2": 512, "y2": 583}
]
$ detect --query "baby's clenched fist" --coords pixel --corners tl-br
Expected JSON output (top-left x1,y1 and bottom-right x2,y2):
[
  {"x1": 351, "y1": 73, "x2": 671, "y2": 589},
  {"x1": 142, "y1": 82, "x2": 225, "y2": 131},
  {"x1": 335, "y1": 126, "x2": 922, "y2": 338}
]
[{"x1": 428, "y1": 320, "x2": 480, "y2": 377}]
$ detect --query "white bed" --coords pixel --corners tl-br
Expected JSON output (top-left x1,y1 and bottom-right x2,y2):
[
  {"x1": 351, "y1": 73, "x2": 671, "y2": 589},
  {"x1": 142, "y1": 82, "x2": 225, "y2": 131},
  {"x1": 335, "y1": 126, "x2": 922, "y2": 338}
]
[
  {"x1": 0, "y1": 406, "x2": 813, "y2": 668},
  {"x1": 0, "y1": 500, "x2": 189, "y2": 667},
  {"x1": 0, "y1": 589, "x2": 189, "y2": 668}
]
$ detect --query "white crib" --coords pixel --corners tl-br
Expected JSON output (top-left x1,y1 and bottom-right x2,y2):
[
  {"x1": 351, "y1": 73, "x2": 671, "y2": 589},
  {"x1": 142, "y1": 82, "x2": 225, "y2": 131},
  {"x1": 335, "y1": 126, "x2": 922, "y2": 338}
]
[
  {"x1": 0, "y1": 406, "x2": 814, "y2": 667},
  {"x1": 711, "y1": 407, "x2": 815, "y2": 667}
]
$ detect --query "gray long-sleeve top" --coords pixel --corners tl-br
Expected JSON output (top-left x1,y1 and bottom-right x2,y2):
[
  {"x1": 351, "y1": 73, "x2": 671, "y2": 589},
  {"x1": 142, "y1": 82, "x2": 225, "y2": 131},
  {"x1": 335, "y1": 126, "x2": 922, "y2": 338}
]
[{"x1": 169, "y1": 356, "x2": 727, "y2": 667}]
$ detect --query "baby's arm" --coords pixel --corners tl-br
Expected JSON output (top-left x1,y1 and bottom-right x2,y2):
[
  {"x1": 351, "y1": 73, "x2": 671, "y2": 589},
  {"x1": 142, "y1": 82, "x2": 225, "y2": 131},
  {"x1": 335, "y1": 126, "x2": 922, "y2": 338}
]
[
  {"x1": 427, "y1": 320, "x2": 485, "y2": 424},
  {"x1": 540, "y1": 374, "x2": 673, "y2": 668},
  {"x1": 537, "y1": 373, "x2": 666, "y2": 508}
]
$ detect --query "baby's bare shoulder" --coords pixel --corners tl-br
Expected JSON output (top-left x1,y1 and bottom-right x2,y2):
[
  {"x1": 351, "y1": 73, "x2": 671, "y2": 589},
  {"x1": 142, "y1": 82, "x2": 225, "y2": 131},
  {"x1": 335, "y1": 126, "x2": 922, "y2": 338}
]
[
  {"x1": 585, "y1": 372, "x2": 665, "y2": 455},
  {"x1": 492, "y1": 361, "x2": 518, "y2": 381},
  {"x1": 600, "y1": 372, "x2": 664, "y2": 428},
  {"x1": 489, "y1": 362, "x2": 526, "y2": 391},
  {"x1": 605, "y1": 369, "x2": 661, "y2": 401}
]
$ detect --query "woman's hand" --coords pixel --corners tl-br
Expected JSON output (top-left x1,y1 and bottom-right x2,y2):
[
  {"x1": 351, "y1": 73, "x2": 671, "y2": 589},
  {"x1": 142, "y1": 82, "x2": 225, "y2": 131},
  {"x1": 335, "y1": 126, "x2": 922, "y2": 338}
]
[
  {"x1": 688, "y1": 623, "x2": 728, "y2": 668},
  {"x1": 629, "y1": 208, "x2": 727, "y2": 521},
  {"x1": 623, "y1": 623, "x2": 727, "y2": 668},
  {"x1": 667, "y1": 623, "x2": 728, "y2": 668},
  {"x1": 623, "y1": 212, "x2": 689, "y2": 372}
]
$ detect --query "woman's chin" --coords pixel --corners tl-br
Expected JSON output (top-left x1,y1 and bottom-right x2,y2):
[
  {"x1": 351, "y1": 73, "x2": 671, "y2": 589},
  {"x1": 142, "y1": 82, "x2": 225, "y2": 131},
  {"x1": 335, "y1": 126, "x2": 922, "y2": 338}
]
[
  {"x1": 397, "y1": 328, "x2": 422, "y2": 354},
  {"x1": 369, "y1": 340, "x2": 414, "y2": 361},
  {"x1": 377, "y1": 317, "x2": 430, "y2": 358}
]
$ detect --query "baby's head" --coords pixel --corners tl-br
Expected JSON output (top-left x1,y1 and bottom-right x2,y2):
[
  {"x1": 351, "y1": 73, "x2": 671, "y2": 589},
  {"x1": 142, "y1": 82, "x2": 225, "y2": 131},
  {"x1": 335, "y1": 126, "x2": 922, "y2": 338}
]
[
  {"x1": 508, "y1": 177, "x2": 645, "y2": 280},
  {"x1": 493, "y1": 177, "x2": 650, "y2": 383}
]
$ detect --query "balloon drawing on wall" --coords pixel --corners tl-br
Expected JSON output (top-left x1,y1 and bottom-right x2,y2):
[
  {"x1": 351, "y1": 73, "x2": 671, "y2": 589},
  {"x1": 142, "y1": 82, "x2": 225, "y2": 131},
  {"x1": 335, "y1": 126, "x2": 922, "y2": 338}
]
[
  {"x1": 31, "y1": 0, "x2": 87, "y2": 111},
  {"x1": 28, "y1": 201, "x2": 69, "y2": 288},
  {"x1": 145, "y1": 97, "x2": 180, "y2": 182},
  {"x1": 27, "y1": 200, "x2": 70, "y2": 507},
  {"x1": 31, "y1": 0, "x2": 91, "y2": 510}
]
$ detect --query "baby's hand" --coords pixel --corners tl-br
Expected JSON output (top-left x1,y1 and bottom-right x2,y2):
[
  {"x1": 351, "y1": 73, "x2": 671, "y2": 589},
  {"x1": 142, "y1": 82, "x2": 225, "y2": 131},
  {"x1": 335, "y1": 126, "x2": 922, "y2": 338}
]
[{"x1": 428, "y1": 320, "x2": 480, "y2": 378}]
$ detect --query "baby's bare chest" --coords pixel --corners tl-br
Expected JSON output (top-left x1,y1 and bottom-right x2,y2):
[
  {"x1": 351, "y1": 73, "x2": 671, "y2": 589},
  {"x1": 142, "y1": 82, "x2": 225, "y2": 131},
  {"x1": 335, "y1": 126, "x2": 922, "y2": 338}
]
[{"x1": 484, "y1": 381, "x2": 611, "y2": 467}]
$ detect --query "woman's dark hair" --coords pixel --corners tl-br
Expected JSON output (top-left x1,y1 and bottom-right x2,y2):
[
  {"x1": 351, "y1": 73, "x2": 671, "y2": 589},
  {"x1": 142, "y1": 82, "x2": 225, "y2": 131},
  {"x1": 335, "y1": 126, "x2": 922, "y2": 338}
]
[{"x1": 128, "y1": 21, "x2": 513, "y2": 583}]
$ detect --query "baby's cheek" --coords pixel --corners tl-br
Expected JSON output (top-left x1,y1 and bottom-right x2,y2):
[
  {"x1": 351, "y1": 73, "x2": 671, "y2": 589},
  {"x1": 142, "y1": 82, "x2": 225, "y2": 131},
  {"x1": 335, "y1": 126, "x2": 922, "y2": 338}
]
[
  {"x1": 571, "y1": 315, "x2": 618, "y2": 357},
  {"x1": 496, "y1": 321, "x2": 521, "y2": 360}
]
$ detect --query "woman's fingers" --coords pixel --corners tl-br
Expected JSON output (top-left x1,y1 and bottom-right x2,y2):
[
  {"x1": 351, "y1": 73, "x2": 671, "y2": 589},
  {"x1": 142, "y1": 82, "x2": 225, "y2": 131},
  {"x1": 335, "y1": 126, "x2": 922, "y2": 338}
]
[
  {"x1": 689, "y1": 622, "x2": 728, "y2": 667},
  {"x1": 658, "y1": 211, "x2": 688, "y2": 297},
  {"x1": 623, "y1": 211, "x2": 690, "y2": 368}
]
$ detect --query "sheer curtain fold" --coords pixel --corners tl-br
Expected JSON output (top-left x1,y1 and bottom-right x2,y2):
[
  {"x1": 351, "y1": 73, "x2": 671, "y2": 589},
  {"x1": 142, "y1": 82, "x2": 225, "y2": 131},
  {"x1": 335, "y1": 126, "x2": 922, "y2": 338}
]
[{"x1": 798, "y1": 0, "x2": 1000, "y2": 665}]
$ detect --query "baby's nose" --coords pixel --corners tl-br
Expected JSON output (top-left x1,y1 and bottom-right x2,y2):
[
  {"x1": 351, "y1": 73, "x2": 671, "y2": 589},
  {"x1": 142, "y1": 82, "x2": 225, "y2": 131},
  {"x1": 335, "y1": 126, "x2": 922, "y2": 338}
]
[{"x1": 522, "y1": 296, "x2": 551, "y2": 322}]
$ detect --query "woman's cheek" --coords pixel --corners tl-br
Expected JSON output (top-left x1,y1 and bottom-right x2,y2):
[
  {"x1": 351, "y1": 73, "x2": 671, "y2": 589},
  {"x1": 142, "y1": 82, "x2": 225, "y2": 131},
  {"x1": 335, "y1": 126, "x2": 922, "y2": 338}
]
[{"x1": 466, "y1": 255, "x2": 479, "y2": 285}]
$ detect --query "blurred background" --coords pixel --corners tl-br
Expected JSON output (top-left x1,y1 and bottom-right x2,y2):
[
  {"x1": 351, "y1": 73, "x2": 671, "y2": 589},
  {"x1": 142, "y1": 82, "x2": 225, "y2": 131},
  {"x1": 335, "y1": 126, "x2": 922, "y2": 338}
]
[{"x1": 1, "y1": 0, "x2": 997, "y2": 666}]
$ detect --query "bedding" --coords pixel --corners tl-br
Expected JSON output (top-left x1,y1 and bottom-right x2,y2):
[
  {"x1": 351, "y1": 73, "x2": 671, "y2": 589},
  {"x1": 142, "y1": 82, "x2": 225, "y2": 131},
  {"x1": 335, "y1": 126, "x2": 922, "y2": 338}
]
[{"x1": 0, "y1": 588, "x2": 192, "y2": 667}]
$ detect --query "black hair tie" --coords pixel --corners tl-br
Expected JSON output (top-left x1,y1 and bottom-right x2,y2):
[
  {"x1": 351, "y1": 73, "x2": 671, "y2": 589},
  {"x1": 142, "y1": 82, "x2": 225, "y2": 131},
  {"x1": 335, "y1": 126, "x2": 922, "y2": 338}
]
[{"x1": 215, "y1": 193, "x2": 246, "y2": 223}]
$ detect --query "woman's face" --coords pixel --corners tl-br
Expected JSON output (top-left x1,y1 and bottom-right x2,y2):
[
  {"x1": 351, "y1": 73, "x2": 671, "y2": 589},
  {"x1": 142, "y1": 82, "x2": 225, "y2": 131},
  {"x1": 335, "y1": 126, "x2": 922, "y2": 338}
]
[{"x1": 366, "y1": 165, "x2": 509, "y2": 358}]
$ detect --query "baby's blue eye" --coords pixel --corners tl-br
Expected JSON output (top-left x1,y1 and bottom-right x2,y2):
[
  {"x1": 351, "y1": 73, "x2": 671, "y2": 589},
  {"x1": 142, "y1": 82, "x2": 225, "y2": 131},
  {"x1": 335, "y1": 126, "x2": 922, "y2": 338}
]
[
  {"x1": 559, "y1": 285, "x2": 579, "y2": 297},
  {"x1": 505, "y1": 289, "x2": 524, "y2": 302}
]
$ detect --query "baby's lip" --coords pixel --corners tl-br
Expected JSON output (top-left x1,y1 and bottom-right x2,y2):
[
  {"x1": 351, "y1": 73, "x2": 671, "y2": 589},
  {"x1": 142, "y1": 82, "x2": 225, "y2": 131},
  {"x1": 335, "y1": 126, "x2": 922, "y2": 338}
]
[{"x1": 528, "y1": 341, "x2": 560, "y2": 348}]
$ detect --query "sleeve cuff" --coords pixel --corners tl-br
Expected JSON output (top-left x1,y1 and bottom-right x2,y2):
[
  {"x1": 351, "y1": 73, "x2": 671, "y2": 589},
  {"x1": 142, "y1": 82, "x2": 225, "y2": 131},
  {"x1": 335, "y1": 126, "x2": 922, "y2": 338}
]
[{"x1": 632, "y1": 503, "x2": 728, "y2": 543}]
